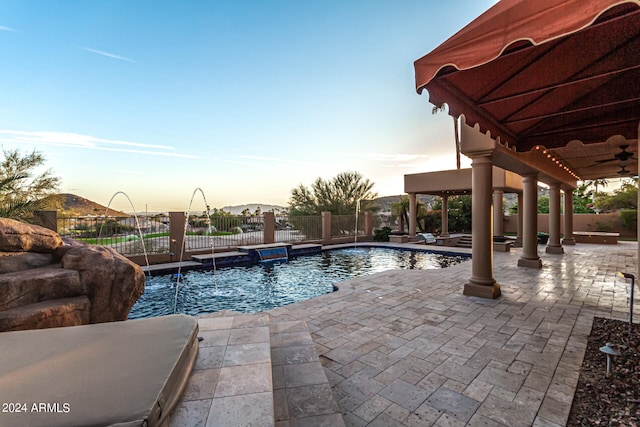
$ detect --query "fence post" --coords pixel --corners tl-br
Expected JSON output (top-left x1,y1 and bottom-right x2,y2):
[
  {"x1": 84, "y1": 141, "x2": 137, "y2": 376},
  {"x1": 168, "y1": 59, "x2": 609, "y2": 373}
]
[
  {"x1": 321, "y1": 211, "x2": 332, "y2": 244},
  {"x1": 264, "y1": 212, "x2": 275, "y2": 244},
  {"x1": 169, "y1": 211, "x2": 187, "y2": 261},
  {"x1": 365, "y1": 211, "x2": 373, "y2": 239},
  {"x1": 33, "y1": 210, "x2": 58, "y2": 232}
]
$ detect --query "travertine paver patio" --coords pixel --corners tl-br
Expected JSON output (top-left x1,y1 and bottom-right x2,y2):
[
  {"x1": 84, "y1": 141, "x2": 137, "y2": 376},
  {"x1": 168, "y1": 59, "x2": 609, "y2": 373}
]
[
  {"x1": 166, "y1": 242, "x2": 636, "y2": 426},
  {"x1": 265, "y1": 241, "x2": 638, "y2": 426}
]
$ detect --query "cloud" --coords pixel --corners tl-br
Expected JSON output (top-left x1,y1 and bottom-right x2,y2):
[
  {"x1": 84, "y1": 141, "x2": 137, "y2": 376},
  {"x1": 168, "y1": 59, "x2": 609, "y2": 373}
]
[
  {"x1": 79, "y1": 47, "x2": 136, "y2": 63},
  {"x1": 0, "y1": 26, "x2": 16, "y2": 32},
  {"x1": 0, "y1": 130, "x2": 200, "y2": 159}
]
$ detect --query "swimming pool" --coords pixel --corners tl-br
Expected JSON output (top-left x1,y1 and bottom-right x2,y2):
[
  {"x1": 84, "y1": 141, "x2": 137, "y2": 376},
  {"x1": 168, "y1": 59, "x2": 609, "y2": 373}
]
[{"x1": 128, "y1": 247, "x2": 469, "y2": 319}]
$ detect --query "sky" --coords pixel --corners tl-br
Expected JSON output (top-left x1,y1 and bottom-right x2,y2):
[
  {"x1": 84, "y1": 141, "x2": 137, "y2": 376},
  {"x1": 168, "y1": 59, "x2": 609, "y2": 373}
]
[{"x1": 0, "y1": 0, "x2": 500, "y2": 212}]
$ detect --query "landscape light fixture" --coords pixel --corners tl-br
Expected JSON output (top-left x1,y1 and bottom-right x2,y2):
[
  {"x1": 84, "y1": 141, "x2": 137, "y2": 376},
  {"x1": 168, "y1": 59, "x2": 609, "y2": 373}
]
[
  {"x1": 599, "y1": 343, "x2": 620, "y2": 377},
  {"x1": 617, "y1": 271, "x2": 636, "y2": 324}
]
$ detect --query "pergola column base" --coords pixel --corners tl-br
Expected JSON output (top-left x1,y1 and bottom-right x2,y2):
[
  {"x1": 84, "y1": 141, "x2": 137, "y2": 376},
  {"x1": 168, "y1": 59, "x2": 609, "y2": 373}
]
[
  {"x1": 512, "y1": 238, "x2": 523, "y2": 248},
  {"x1": 546, "y1": 246, "x2": 564, "y2": 254},
  {"x1": 518, "y1": 258, "x2": 542, "y2": 268},
  {"x1": 562, "y1": 237, "x2": 576, "y2": 245},
  {"x1": 463, "y1": 282, "x2": 501, "y2": 299}
]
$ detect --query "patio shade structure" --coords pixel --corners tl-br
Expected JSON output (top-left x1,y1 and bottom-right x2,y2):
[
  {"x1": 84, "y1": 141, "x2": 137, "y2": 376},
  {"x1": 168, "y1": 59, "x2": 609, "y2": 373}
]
[{"x1": 414, "y1": 0, "x2": 640, "y2": 298}]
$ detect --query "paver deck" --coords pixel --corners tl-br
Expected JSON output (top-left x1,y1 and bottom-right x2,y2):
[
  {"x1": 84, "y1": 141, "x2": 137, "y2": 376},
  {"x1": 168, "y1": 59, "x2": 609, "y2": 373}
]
[{"x1": 169, "y1": 241, "x2": 637, "y2": 426}]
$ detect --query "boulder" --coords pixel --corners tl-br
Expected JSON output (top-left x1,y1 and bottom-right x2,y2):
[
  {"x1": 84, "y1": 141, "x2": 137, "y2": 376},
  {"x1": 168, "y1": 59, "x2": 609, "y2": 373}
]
[
  {"x1": 61, "y1": 245, "x2": 145, "y2": 323},
  {"x1": 0, "y1": 267, "x2": 84, "y2": 311},
  {"x1": 0, "y1": 218, "x2": 63, "y2": 252},
  {"x1": 0, "y1": 220, "x2": 145, "y2": 331},
  {"x1": 0, "y1": 297, "x2": 91, "y2": 331},
  {"x1": 0, "y1": 252, "x2": 54, "y2": 274}
]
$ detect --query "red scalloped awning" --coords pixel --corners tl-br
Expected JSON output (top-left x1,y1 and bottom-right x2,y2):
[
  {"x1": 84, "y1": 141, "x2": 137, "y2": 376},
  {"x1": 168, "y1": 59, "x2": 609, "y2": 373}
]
[
  {"x1": 414, "y1": 0, "x2": 640, "y2": 179},
  {"x1": 415, "y1": 0, "x2": 638, "y2": 91}
]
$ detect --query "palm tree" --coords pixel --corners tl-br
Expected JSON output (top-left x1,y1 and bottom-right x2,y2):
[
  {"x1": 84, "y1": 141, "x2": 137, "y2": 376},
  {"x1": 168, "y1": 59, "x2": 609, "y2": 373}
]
[
  {"x1": 391, "y1": 196, "x2": 428, "y2": 233},
  {"x1": 0, "y1": 174, "x2": 37, "y2": 219},
  {"x1": 586, "y1": 179, "x2": 609, "y2": 196},
  {"x1": 585, "y1": 179, "x2": 609, "y2": 211},
  {"x1": 432, "y1": 104, "x2": 461, "y2": 169}
]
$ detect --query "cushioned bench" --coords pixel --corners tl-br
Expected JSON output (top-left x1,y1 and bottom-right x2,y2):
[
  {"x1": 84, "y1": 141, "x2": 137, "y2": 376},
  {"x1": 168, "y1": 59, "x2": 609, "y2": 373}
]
[
  {"x1": 573, "y1": 231, "x2": 619, "y2": 244},
  {"x1": 0, "y1": 314, "x2": 198, "y2": 427}
]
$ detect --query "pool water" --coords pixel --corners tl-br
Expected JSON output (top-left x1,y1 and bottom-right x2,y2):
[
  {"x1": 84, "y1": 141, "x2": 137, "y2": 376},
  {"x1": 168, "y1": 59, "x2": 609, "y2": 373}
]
[{"x1": 128, "y1": 247, "x2": 468, "y2": 319}]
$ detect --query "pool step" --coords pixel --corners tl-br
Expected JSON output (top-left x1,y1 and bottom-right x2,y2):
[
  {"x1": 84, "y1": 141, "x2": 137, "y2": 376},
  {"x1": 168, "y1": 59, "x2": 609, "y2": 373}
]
[
  {"x1": 168, "y1": 313, "x2": 344, "y2": 426},
  {"x1": 456, "y1": 235, "x2": 473, "y2": 248}
]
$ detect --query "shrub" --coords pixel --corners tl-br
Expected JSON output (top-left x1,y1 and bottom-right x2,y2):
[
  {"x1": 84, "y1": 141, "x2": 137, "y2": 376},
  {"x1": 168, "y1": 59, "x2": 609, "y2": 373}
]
[
  {"x1": 373, "y1": 227, "x2": 392, "y2": 242},
  {"x1": 620, "y1": 210, "x2": 637, "y2": 232}
]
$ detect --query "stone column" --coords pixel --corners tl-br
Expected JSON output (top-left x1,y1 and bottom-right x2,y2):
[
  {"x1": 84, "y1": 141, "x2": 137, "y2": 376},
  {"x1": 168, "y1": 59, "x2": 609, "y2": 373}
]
[
  {"x1": 546, "y1": 183, "x2": 564, "y2": 254},
  {"x1": 169, "y1": 211, "x2": 187, "y2": 262},
  {"x1": 512, "y1": 193, "x2": 524, "y2": 247},
  {"x1": 263, "y1": 211, "x2": 275, "y2": 244},
  {"x1": 33, "y1": 210, "x2": 58, "y2": 232},
  {"x1": 463, "y1": 155, "x2": 500, "y2": 299},
  {"x1": 321, "y1": 211, "x2": 332, "y2": 244},
  {"x1": 440, "y1": 195, "x2": 450, "y2": 237},
  {"x1": 493, "y1": 190, "x2": 504, "y2": 237},
  {"x1": 562, "y1": 190, "x2": 576, "y2": 245},
  {"x1": 518, "y1": 174, "x2": 542, "y2": 268},
  {"x1": 364, "y1": 211, "x2": 373, "y2": 239},
  {"x1": 408, "y1": 193, "x2": 417, "y2": 240}
]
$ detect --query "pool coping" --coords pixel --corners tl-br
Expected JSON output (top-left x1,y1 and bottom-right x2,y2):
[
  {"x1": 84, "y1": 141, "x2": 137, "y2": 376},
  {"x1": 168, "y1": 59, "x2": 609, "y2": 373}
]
[{"x1": 141, "y1": 241, "x2": 472, "y2": 275}]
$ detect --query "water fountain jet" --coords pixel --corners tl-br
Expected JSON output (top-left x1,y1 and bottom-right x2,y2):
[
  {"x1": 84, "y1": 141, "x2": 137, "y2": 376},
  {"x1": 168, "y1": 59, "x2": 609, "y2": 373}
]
[
  {"x1": 99, "y1": 191, "x2": 151, "y2": 274},
  {"x1": 173, "y1": 188, "x2": 217, "y2": 314}
]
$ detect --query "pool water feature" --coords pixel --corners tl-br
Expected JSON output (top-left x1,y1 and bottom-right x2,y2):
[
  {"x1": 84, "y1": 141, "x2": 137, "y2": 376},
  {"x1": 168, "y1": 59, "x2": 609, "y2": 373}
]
[
  {"x1": 128, "y1": 247, "x2": 469, "y2": 319},
  {"x1": 257, "y1": 246, "x2": 288, "y2": 262}
]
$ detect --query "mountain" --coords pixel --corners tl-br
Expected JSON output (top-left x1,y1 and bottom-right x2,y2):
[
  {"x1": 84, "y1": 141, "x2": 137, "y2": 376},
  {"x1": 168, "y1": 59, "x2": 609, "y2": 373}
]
[
  {"x1": 221, "y1": 203, "x2": 287, "y2": 215},
  {"x1": 40, "y1": 193, "x2": 129, "y2": 217},
  {"x1": 373, "y1": 195, "x2": 437, "y2": 212}
]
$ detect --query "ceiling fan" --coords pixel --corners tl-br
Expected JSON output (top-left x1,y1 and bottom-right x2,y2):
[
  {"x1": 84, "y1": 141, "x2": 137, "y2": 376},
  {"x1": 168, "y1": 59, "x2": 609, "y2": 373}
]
[
  {"x1": 594, "y1": 144, "x2": 637, "y2": 165},
  {"x1": 617, "y1": 166, "x2": 632, "y2": 176}
]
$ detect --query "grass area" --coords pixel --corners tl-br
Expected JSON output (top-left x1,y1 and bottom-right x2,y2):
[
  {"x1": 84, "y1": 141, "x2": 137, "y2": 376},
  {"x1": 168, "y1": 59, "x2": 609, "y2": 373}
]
[{"x1": 75, "y1": 230, "x2": 235, "y2": 245}]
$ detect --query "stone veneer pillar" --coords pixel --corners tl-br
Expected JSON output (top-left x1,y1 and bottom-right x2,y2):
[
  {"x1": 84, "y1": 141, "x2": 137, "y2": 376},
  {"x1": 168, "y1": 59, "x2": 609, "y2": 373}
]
[
  {"x1": 493, "y1": 190, "x2": 504, "y2": 237},
  {"x1": 364, "y1": 211, "x2": 373, "y2": 239},
  {"x1": 463, "y1": 155, "x2": 501, "y2": 299},
  {"x1": 440, "y1": 195, "x2": 450, "y2": 237},
  {"x1": 33, "y1": 210, "x2": 58, "y2": 233},
  {"x1": 409, "y1": 193, "x2": 417, "y2": 240},
  {"x1": 546, "y1": 183, "x2": 564, "y2": 254},
  {"x1": 562, "y1": 190, "x2": 576, "y2": 245},
  {"x1": 263, "y1": 211, "x2": 275, "y2": 244},
  {"x1": 321, "y1": 211, "x2": 332, "y2": 244},
  {"x1": 518, "y1": 174, "x2": 542, "y2": 268},
  {"x1": 169, "y1": 211, "x2": 187, "y2": 261}
]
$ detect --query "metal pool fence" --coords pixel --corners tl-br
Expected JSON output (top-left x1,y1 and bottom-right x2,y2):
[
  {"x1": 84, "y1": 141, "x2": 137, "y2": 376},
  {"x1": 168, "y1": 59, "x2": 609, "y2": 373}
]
[
  {"x1": 331, "y1": 214, "x2": 365, "y2": 237},
  {"x1": 57, "y1": 215, "x2": 172, "y2": 256},
  {"x1": 56, "y1": 213, "x2": 327, "y2": 256}
]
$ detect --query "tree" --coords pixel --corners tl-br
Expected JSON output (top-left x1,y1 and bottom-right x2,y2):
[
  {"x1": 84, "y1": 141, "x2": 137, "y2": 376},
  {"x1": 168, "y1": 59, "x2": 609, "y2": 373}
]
[
  {"x1": 0, "y1": 148, "x2": 61, "y2": 220},
  {"x1": 431, "y1": 195, "x2": 472, "y2": 232},
  {"x1": 508, "y1": 189, "x2": 595, "y2": 214},
  {"x1": 391, "y1": 196, "x2": 428, "y2": 233},
  {"x1": 288, "y1": 171, "x2": 378, "y2": 216},
  {"x1": 537, "y1": 196, "x2": 550, "y2": 214},
  {"x1": 593, "y1": 179, "x2": 637, "y2": 212}
]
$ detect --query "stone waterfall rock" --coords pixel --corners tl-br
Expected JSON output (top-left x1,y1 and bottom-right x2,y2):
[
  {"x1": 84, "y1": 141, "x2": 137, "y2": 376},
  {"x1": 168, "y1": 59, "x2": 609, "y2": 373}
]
[
  {"x1": 0, "y1": 218, "x2": 63, "y2": 252},
  {"x1": 0, "y1": 218, "x2": 145, "y2": 331},
  {"x1": 0, "y1": 252, "x2": 54, "y2": 274},
  {"x1": 60, "y1": 245, "x2": 146, "y2": 323}
]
